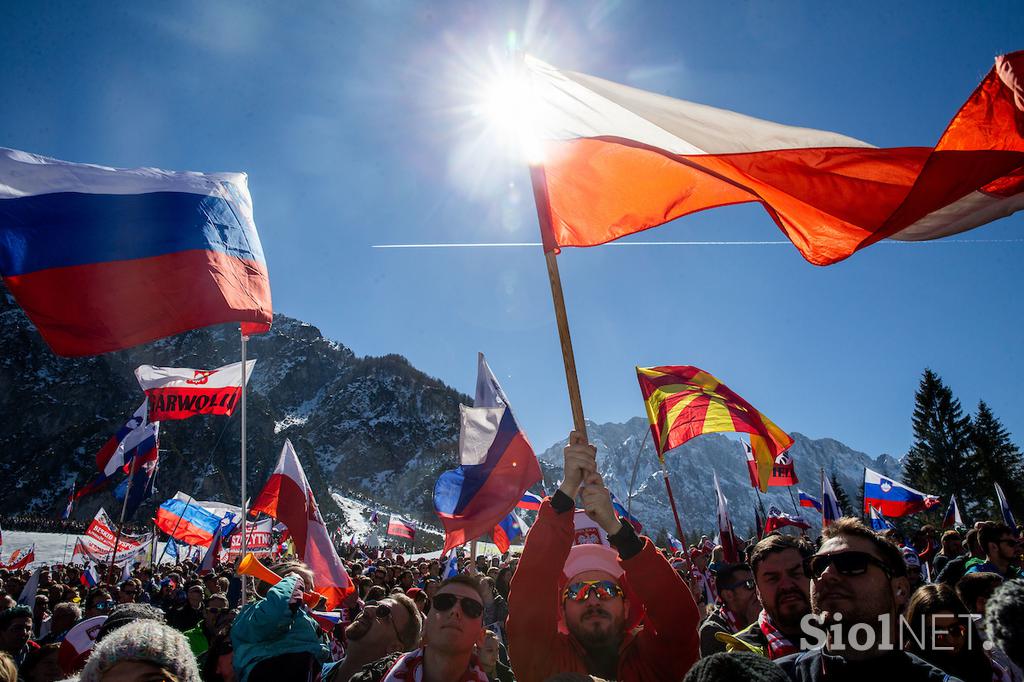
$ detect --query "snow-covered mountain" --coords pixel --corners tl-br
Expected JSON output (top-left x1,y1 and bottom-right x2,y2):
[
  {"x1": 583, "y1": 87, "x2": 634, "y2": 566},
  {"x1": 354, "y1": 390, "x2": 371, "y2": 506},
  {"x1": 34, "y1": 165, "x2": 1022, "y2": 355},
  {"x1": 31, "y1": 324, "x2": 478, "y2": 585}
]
[
  {"x1": 0, "y1": 286, "x2": 899, "y2": 548},
  {"x1": 536, "y1": 417, "x2": 900, "y2": 538}
]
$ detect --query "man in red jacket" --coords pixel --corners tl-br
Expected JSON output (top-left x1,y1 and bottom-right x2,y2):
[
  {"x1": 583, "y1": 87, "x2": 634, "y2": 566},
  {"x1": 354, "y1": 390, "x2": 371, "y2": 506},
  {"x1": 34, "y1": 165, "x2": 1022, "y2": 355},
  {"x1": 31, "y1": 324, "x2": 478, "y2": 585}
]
[{"x1": 507, "y1": 432, "x2": 701, "y2": 682}]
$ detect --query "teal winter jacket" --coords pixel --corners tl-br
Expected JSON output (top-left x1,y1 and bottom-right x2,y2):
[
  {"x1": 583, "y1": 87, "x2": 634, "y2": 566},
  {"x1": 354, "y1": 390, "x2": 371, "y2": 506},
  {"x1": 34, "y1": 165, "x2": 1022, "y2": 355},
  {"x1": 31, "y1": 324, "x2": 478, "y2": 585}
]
[{"x1": 231, "y1": 574, "x2": 330, "y2": 682}]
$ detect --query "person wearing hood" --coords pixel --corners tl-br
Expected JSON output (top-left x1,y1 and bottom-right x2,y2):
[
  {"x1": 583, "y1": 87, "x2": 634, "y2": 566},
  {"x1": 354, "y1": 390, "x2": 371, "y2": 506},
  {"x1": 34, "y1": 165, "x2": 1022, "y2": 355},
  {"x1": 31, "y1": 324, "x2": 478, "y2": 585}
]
[{"x1": 507, "y1": 431, "x2": 701, "y2": 682}]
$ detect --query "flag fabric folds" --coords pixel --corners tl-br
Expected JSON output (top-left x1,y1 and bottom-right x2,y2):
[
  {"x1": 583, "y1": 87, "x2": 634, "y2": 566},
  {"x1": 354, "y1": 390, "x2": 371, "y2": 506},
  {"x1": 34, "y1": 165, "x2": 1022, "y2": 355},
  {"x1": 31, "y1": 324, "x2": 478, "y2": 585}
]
[
  {"x1": 764, "y1": 506, "x2": 810, "y2": 534},
  {"x1": 713, "y1": 472, "x2": 739, "y2": 563},
  {"x1": 942, "y1": 495, "x2": 964, "y2": 530},
  {"x1": 434, "y1": 353, "x2": 542, "y2": 552},
  {"x1": 516, "y1": 491, "x2": 543, "y2": 511},
  {"x1": 386, "y1": 515, "x2": 417, "y2": 541},
  {"x1": 609, "y1": 491, "x2": 643, "y2": 534},
  {"x1": 863, "y1": 468, "x2": 940, "y2": 517},
  {"x1": 0, "y1": 147, "x2": 272, "y2": 356},
  {"x1": 62, "y1": 481, "x2": 76, "y2": 520},
  {"x1": 115, "y1": 423, "x2": 160, "y2": 520},
  {"x1": 636, "y1": 365, "x2": 793, "y2": 492},
  {"x1": 744, "y1": 441, "x2": 798, "y2": 489},
  {"x1": 994, "y1": 483, "x2": 1017, "y2": 529},
  {"x1": 2, "y1": 545, "x2": 35, "y2": 570},
  {"x1": 821, "y1": 472, "x2": 843, "y2": 527},
  {"x1": 521, "y1": 53, "x2": 1024, "y2": 266},
  {"x1": 492, "y1": 510, "x2": 526, "y2": 553},
  {"x1": 136, "y1": 360, "x2": 255, "y2": 421},
  {"x1": 868, "y1": 505, "x2": 896, "y2": 532},
  {"x1": 249, "y1": 439, "x2": 354, "y2": 609},
  {"x1": 76, "y1": 401, "x2": 152, "y2": 500},
  {"x1": 798, "y1": 490, "x2": 823, "y2": 513},
  {"x1": 155, "y1": 492, "x2": 225, "y2": 546}
]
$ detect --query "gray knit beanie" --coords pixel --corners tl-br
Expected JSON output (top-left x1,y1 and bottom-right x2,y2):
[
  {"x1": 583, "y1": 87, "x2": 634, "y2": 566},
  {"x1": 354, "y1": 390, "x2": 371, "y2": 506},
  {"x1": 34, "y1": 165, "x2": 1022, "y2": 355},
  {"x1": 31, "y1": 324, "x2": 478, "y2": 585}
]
[
  {"x1": 95, "y1": 602, "x2": 165, "y2": 642},
  {"x1": 78, "y1": 620, "x2": 201, "y2": 682}
]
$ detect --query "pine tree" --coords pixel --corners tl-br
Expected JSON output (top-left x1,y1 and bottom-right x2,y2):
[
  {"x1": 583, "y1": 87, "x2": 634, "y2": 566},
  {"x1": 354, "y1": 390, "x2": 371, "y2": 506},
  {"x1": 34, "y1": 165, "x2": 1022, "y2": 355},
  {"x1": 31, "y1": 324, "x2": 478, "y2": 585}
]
[
  {"x1": 971, "y1": 401, "x2": 1024, "y2": 523},
  {"x1": 903, "y1": 369, "x2": 980, "y2": 516},
  {"x1": 830, "y1": 473, "x2": 853, "y2": 515}
]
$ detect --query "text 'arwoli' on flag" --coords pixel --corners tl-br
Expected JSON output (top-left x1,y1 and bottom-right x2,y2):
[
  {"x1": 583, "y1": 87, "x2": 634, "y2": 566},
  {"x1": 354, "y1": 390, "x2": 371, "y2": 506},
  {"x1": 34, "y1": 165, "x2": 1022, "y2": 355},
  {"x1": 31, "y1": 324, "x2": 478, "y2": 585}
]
[
  {"x1": 136, "y1": 360, "x2": 255, "y2": 421},
  {"x1": 0, "y1": 148, "x2": 272, "y2": 356}
]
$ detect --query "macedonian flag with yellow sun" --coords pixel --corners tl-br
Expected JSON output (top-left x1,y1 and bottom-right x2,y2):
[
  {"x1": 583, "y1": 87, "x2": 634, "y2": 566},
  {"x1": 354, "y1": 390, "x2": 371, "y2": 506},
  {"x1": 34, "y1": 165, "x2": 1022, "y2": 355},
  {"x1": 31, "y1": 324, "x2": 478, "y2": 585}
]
[{"x1": 636, "y1": 365, "x2": 793, "y2": 492}]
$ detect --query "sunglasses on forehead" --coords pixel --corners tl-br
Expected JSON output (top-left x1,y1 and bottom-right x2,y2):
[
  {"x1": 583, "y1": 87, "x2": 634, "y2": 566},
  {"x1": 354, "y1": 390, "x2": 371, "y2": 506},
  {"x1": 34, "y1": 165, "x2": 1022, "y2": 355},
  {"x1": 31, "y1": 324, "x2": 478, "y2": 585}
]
[
  {"x1": 432, "y1": 593, "x2": 484, "y2": 618},
  {"x1": 804, "y1": 551, "x2": 900, "y2": 579},
  {"x1": 562, "y1": 580, "x2": 623, "y2": 602}
]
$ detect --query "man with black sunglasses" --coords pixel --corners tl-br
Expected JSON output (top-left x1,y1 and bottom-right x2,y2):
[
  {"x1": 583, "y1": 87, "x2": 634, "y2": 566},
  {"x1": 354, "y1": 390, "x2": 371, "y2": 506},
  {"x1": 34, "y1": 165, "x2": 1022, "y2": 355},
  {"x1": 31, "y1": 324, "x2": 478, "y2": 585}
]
[
  {"x1": 776, "y1": 517, "x2": 959, "y2": 681},
  {"x1": 321, "y1": 593, "x2": 421, "y2": 682},
  {"x1": 699, "y1": 563, "x2": 761, "y2": 656},
  {"x1": 183, "y1": 592, "x2": 230, "y2": 658},
  {"x1": 507, "y1": 431, "x2": 701, "y2": 682},
  {"x1": 83, "y1": 588, "x2": 114, "y2": 620},
  {"x1": 370, "y1": 574, "x2": 489, "y2": 682}
]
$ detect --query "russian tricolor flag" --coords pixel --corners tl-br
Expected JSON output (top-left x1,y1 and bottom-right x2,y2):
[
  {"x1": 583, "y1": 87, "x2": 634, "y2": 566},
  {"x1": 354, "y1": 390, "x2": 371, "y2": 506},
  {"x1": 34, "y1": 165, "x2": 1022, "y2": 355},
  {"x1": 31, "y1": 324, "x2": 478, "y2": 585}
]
[
  {"x1": 80, "y1": 563, "x2": 100, "y2": 588},
  {"x1": 155, "y1": 492, "x2": 224, "y2": 547},
  {"x1": 863, "y1": 468, "x2": 939, "y2": 518},
  {"x1": 516, "y1": 491, "x2": 543, "y2": 511},
  {"x1": 433, "y1": 353, "x2": 543, "y2": 553},
  {"x1": 798, "y1": 490, "x2": 822, "y2": 513},
  {"x1": 0, "y1": 147, "x2": 272, "y2": 357}
]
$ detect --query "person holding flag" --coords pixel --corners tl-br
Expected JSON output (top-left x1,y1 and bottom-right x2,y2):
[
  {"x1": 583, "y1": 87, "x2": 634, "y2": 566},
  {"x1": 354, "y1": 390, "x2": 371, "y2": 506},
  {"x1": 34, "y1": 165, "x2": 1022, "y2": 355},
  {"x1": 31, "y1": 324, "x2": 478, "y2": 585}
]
[{"x1": 506, "y1": 430, "x2": 700, "y2": 682}]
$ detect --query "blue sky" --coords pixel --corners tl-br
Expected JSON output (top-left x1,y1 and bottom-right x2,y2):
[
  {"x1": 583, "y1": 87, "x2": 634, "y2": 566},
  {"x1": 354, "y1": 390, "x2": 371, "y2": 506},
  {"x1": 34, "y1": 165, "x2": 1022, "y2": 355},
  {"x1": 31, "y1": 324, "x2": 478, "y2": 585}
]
[{"x1": 2, "y1": 1, "x2": 1022, "y2": 460}]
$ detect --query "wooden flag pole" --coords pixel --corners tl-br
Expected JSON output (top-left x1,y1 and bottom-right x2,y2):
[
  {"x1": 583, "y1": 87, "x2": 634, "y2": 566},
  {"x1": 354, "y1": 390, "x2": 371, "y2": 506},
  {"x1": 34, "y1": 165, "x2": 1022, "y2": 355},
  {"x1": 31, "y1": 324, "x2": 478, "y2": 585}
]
[
  {"x1": 530, "y1": 165, "x2": 588, "y2": 442},
  {"x1": 240, "y1": 328, "x2": 249, "y2": 604}
]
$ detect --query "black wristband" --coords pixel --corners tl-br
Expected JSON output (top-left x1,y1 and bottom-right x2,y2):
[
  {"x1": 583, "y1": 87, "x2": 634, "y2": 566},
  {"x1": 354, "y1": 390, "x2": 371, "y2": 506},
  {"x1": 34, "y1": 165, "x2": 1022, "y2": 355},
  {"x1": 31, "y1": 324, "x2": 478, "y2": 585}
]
[
  {"x1": 607, "y1": 521, "x2": 644, "y2": 560},
  {"x1": 551, "y1": 490, "x2": 575, "y2": 514}
]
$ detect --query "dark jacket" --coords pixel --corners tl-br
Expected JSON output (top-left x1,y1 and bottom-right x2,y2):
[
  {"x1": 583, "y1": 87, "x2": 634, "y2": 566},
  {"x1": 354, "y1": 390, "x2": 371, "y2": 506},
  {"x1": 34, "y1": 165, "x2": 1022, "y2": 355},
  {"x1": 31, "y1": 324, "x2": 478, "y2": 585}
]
[
  {"x1": 698, "y1": 608, "x2": 734, "y2": 657},
  {"x1": 775, "y1": 649, "x2": 963, "y2": 682},
  {"x1": 506, "y1": 492, "x2": 701, "y2": 682}
]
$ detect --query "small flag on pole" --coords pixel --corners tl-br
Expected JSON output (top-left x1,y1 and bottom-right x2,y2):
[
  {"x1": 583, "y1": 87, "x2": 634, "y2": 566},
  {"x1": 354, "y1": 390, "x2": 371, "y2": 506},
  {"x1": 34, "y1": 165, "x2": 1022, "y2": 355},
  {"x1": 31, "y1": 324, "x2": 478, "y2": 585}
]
[
  {"x1": 868, "y1": 505, "x2": 896, "y2": 532},
  {"x1": 941, "y1": 495, "x2": 964, "y2": 530},
  {"x1": 797, "y1": 490, "x2": 823, "y2": 513},
  {"x1": 821, "y1": 471, "x2": 843, "y2": 527},
  {"x1": 994, "y1": 483, "x2": 1017, "y2": 530},
  {"x1": 386, "y1": 515, "x2": 417, "y2": 541},
  {"x1": 863, "y1": 468, "x2": 940, "y2": 517}
]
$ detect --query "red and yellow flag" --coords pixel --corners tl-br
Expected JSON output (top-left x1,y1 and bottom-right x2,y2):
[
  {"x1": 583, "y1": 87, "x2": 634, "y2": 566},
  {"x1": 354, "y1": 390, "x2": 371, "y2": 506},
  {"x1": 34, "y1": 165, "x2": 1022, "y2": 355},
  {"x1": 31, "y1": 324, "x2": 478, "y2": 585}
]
[{"x1": 636, "y1": 366, "x2": 793, "y2": 492}]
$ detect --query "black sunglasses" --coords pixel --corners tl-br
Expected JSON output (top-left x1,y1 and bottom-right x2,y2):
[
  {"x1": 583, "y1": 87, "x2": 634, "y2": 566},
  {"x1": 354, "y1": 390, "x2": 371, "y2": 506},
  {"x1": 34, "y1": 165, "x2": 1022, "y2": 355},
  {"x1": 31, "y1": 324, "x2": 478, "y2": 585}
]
[
  {"x1": 805, "y1": 551, "x2": 899, "y2": 579},
  {"x1": 432, "y1": 593, "x2": 484, "y2": 619},
  {"x1": 720, "y1": 578, "x2": 756, "y2": 591}
]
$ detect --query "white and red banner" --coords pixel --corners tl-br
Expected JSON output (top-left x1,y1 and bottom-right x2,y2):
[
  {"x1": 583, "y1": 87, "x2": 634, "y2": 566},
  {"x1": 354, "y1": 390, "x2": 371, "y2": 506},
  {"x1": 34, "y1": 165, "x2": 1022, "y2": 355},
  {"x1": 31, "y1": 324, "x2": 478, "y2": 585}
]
[
  {"x1": 386, "y1": 515, "x2": 416, "y2": 541},
  {"x1": 227, "y1": 518, "x2": 274, "y2": 559},
  {"x1": 2, "y1": 544, "x2": 34, "y2": 570},
  {"x1": 764, "y1": 506, "x2": 811, "y2": 534},
  {"x1": 713, "y1": 472, "x2": 740, "y2": 563},
  {"x1": 744, "y1": 441, "x2": 798, "y2": 488},
  {"x1": 135, "y1": 360, "x2": 255, "y2": 421},
  {"x1": 85, "y1": 508, "x2": 119, "y2": 548},
  {"x1": 250, "y1": 439, "x2": 353, "y2": 609}
]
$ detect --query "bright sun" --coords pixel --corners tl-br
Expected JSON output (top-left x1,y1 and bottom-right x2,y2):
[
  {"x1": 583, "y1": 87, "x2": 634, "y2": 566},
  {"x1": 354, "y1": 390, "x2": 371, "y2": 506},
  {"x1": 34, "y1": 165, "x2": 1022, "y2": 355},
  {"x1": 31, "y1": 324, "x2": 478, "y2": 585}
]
[{"x1": 476, "y1": 65, "x2": 545, "y2": 165}]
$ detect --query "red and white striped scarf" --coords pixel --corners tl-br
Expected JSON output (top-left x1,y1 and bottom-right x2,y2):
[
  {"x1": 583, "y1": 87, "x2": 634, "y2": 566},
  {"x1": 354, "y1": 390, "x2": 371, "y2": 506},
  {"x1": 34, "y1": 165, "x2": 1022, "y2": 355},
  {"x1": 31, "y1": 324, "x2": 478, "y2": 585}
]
[
  {"x1": 758, "y1": 610, "x2": 800, "y2": 660},
  {"x1": 381, "y1": 648, "x2": 489, "y2": 682}
]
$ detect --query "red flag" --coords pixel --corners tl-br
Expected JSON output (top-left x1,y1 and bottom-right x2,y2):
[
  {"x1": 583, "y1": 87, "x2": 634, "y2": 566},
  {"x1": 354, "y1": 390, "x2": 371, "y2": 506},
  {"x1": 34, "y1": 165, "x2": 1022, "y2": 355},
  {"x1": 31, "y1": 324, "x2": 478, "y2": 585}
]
[
  {"x1": 744, "y1": 441, "x2": 798, "y2": 488},
  {"x1": 386, "y1": 515, "x2": 416, "y2": 541},
  {"x1": 135, "y1": 361, "x2": 255, "y2": 421},
  {"x1": 250, "y1": 440, "x2": 354, "y2": 609}
]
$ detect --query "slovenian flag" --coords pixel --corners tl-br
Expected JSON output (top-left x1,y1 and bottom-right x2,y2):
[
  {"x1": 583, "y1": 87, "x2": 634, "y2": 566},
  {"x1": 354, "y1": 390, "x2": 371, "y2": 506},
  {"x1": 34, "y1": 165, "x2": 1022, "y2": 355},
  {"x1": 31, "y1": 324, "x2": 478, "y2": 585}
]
[
  {"x1": 0, "y1": 147, "x2": 272, "y2": 357},
  {"x1": 433, "y1": 353, "x2": 542, "y2": 552},
  {"x1": 863, "y1": 468, "x2": 940, "y2": 518},
  {"x1": 519, "y1": 53, "x2": 1024, "y2": 266},
  {"x1": 798, "y1": 490, "x2": 822, "y2": 513}
]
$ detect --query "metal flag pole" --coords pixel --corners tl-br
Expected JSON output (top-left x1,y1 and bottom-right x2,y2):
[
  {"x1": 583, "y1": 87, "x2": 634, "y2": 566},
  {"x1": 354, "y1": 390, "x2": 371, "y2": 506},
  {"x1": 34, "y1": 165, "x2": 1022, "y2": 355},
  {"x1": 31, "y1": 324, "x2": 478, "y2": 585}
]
[
  {"x1": 240, "y1": 328, "x2": 249, "y2": 604},
  {"x1": 787, "y1": 487, "x2": 800, "y2": 515},
  {"x1": 658, "y1": 456, "x2": 687, "y2": 548},
  {"x1": 626, "y1": 430, "x2": 651, "y2": 517},
  {"x1": 108, "y1": 453, "x2": 140, "y2": 583}
]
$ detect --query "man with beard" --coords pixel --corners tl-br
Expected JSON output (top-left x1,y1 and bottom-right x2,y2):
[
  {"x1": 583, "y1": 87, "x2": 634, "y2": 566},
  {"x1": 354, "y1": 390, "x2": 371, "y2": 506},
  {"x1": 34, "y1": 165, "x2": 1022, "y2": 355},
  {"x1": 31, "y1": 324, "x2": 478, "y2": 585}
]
[
  {"x1": 699, "y1": 562, "x2": 762, "y2": 656},
  {"x1": 321, "y1": 593, "x2": 421, "y2": 682},
  {"x1": 776, "y1": 517, "x2": 957, "y2": 681},
  {"x1": 507, "y1": 431, "x2": 701, "y2": 682},
  {"x1": 722, "y1": 534, "x2": 813, "y2": 659}
]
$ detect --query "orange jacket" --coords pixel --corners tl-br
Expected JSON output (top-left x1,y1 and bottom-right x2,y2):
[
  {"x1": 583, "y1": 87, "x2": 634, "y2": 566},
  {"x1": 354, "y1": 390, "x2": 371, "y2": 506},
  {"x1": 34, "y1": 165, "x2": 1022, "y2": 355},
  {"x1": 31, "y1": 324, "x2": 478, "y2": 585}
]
[{"x1": 507, "y1": 498, "x2": 700, "y2": 682}]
